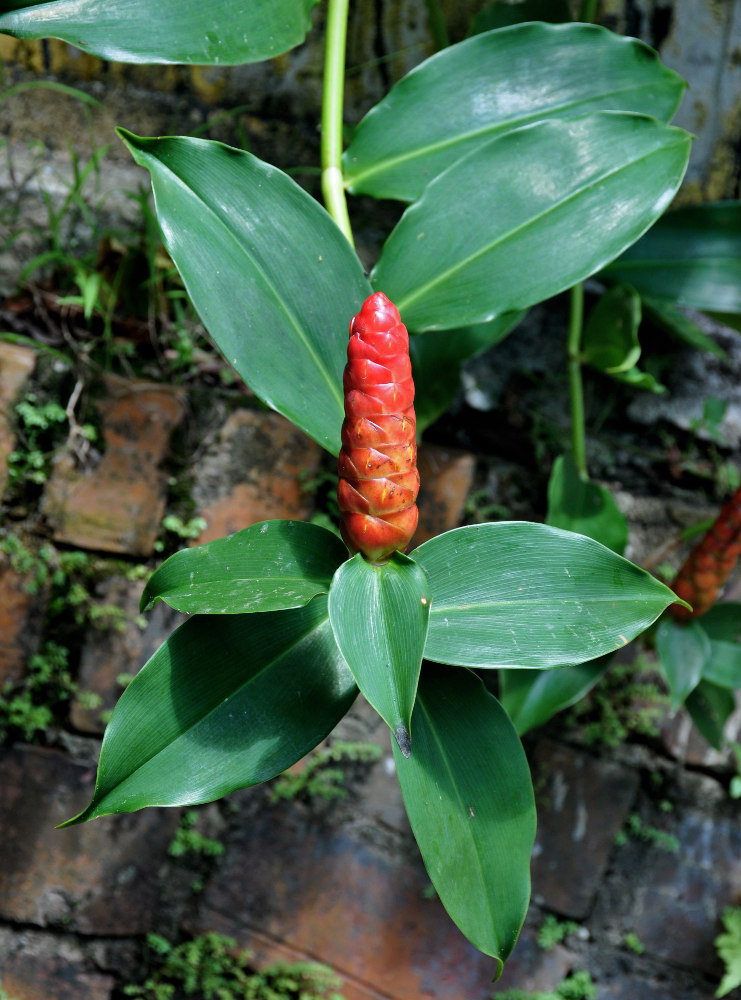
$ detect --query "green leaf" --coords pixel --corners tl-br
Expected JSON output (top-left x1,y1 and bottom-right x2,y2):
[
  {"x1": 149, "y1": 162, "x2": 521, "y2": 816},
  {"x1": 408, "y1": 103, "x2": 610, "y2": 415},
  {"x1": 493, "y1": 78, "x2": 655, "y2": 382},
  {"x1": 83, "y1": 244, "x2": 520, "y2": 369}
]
[
  {"x1": 393, "y1": 663, "x2": 535, "y2": 973},
  {"x1": 0, "y1": 0, "x2": 318, "y2": 64},
  {"x1": 715, "y1": 907, "x2": 741, "y2": 998},
  {"x1": 468, "y1": 0, "x2": 572, "y2": 33},
  {"x1": 343, "y1": 22, "x2": 685, "y2": 202},
  {"x1": 603, "y1": 202, "x2": 741, "y2": 316},
  {"x1": 609, "y1": 365, "x2": 666, "y2": 393},
  {"x1": 119, "y1": 131, "x2": 371, "y2": 455},
  {"x1": 411, "y1": 522, "x2": 682, "y2": 669},
  {"x1": 372, "y1": 113, "x2": 691, "y2": 332},
  {"x1": 655, "y1": 617, "x2": 709, "y2": 707},
  {"x1": 697, "y1": 604, "x2": 741, "y2": 644},
  {"x1": 328, "y1": 553, "x2": 430, "y2": 755},
  {"x1": 499, "y1": 655, "x2": 611, "y2": 735},
  {"x1": 546, "y1": 455, "x2": 628, "y2": 555},
  {"x1": 641, "y1": 296, "x2": 727, "y2": 358},
  {"x1": 61, "y1": 597, "x2": 356, "y2": 824},
  {"x1": 702, "y1": 640, "x2": 741, "y2": 690},
  {"x1": 141, "y1": 520, "x2": 348, "y2": 615},
  {"x1": 582, "y1": 285, "x2": 642, "y2": 373},
  {"x1": 410, "y1": 312, "x2": 525, "y2": 431},
  {"x1": 685, "y1": 679, "x2": 734, "y2": 750}
]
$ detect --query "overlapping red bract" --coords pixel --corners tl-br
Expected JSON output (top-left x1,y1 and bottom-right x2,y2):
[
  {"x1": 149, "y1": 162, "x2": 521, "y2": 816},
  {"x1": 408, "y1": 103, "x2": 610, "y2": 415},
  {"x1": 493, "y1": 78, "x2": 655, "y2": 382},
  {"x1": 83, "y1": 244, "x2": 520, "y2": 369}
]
[
  {"x1": 670, "y1": 484, "x2": 741, "y2": 620},
  {"x1": 337, "y1": 291, "x2": 419, "y2": 562}
]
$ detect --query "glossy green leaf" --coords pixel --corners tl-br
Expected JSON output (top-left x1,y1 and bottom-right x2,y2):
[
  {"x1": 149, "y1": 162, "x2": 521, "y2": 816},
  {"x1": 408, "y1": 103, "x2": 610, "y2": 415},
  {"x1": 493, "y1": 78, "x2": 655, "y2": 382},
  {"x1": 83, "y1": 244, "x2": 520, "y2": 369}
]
[
  {"x1": 343, "y1": 22, "x2": 685, "y2": 202},
  {"x1": 610, "y1": 365, "x2": 666, "y2": 393},
  {"x1": 696, "y1": 604, "x2": 741, "y2": 644},
  {"x1": 546, "y1": 455, "x2": 628, "y2": 555},
  {"x1": 372, "y1": 114, "x2": 691, "y2": 332},
  {"x1": 0, "y1": 0, "x2": 317, "y2": 64},
  {"x1": 411, "y1": 522, "x2": 683, "y2": 669},
  {"x1": 393, "y1": 663, "x2": 535, "y2": 973},
  {"x1": 410, "y1": 312, "x2": 525, "y2": 431},
  {"x1": 328, "y1": 553, "x2": 430, "y2": 755},
  {"x1": 655, "y1": 617, "x2": 709, "y2": 707},
  {"x1": 468, "y1": 0, "x2": 571, "y2": 33},
  {"x1": 603, "y1": 202, "x2": 741, "y2": 315},
  {"x1": 499, "y1": 655, "x2": 612, "y2": 735},
  {"x1": 583, "y1": 285, "x2": 642, "y2": 373},
  {"x1": 641, "y1": 297, "x2": 726, "y2": 358},
  {"x1": 62, "y1": 597, "x2": 356, "y2": 824},
  {"x1": 119, "y1": 131, "x2": 371, "y2": 455},
  {"x1": 686, "y1": 679, "x2": 734, "y2": 750},
  {"x1": 702, "y1": 640, "x2": 741, "y2": 689},
  {"x1": 141, "y1": 520, "x2": 348, "y2": 615}
]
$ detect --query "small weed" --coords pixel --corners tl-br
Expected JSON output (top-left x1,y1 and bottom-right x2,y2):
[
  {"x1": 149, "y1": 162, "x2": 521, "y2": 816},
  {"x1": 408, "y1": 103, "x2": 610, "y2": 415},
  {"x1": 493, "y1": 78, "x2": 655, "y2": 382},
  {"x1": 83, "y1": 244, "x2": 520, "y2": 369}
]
[
  {"x1": 537, "y1": 914, "x2": 580, "y2": 950},
  {"x1": 715, "y1": 907, "x2": 741, "y2": 997},
  {"x1": 690, "y1": 397, "x2": 728, "y2": 445},
  {"x1": 495, "y1": 970, "x2": 597, "y2": 1000},
  {"x1": 563, "y1": 657, "x2": 669, "y2": 748},
  {"x1": 268, "y1": 740, "x2": 382, "y2": 804},
  {"x1": 7, "y1": 391, "x2": 69, "y2": 489},
  {"x1": 614, "y1": 812, "x2": 680, "y2": 853},
  {"x1": 465, "y1": 487, "x2": 510, "y2": 524},
  {"x1": 169, "y1": 810, "x2": 224, "y2": 859},
  {"x1": 623, "y1": 932, "x2": 645, "y2": 955},
  {"x1": 124, "y1": 932, "x2": 346, "y2": 1000},
  {"x1": 154, "y1": 514, "x2": 208, "y2": 552}
]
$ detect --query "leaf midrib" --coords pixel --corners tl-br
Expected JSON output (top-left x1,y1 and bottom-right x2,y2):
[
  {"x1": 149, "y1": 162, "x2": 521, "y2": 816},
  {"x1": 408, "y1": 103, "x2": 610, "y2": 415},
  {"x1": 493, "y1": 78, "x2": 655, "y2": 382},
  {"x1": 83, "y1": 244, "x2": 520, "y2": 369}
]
[{"x1": 394, "y1": 135, "x2": 688, "y2": 313}]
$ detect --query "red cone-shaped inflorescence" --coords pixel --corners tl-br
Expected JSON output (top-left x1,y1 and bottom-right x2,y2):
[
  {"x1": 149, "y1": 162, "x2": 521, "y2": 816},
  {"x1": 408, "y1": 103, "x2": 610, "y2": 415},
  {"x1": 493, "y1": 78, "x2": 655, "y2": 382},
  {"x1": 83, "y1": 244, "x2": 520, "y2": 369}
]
[
  {"x1": 670, "y1": 484, "x2": 741, "y2": 620},
  {"x1": 337, "y1": 291, "x2": 419, "y2": 563}
]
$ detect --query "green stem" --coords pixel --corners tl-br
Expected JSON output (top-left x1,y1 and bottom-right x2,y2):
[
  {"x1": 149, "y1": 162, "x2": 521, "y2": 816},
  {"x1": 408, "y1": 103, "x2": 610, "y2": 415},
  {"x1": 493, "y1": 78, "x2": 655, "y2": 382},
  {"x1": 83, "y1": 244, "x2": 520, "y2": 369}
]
[
  {"x1": 423, "y1": 0, "x2": 450, "y2": 51},
  {"x1": 578, "y1": 0, "x2": 598, "y2": 23},
  {"x1": 567, "y1": 283, "x2": 589, "y2": 481},
  {"x1": 321, "y1": 0, "x2": 354, "y2": 247}
]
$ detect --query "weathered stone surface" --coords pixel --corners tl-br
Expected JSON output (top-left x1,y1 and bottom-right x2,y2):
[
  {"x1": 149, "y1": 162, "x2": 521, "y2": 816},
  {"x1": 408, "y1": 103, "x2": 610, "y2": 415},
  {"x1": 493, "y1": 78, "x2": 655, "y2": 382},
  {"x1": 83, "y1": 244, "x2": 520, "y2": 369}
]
[
  {"x1": 43, "y1": 376, "x2": 185, "y2": 556},
  {"x1": 414, "y1": 442, "x2": 476, "y2": 546},
  {"x1": 191, "y1": 409, "x2": 321, "y2": 543},
  {"x1": 0, "y1": 341, "x2": 36, "y2": 497},
  {"x1": 71, "y1": 575, "x2": 185, "y2": 734},
  {"x1": 530, "y1": 740, "x2": 640, "y2": 920},
  {"x1": 598, "y1": 808, "x2": 741, "y2": 976},
  {"x1": 197, "y1": 807, "x2": 501, "y2": 1000},
  {"x1": 0, "y1": 744, "x2": 180, "y2": 934},
  {"x1": 0, "y1": 542, "x2": 47, "y2": 685},
  {"x1": 0, "y1": 928, "x2": 114, "y2": 1000}
]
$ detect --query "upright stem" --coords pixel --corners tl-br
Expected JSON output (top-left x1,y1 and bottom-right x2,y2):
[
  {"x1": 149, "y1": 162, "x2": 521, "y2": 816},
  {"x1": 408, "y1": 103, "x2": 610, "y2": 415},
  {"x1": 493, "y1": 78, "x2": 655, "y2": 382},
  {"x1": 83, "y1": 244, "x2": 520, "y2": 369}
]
[
  {"x1": 567, "y1": 283, "x2": 589, "y2": 481},
  {"x1": 321, "y1": 0, "x2": 354, "y2": 247},
  {"x1": 423, "y1": 0, "x2": 450, "y2": 51}
]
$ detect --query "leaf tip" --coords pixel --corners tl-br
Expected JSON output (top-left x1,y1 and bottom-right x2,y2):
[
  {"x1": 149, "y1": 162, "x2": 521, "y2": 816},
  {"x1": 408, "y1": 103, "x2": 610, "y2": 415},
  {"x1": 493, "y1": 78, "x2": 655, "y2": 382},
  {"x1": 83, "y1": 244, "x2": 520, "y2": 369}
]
[{"x1": 394, "y1": 724, "x2": 412, "y2": 758}]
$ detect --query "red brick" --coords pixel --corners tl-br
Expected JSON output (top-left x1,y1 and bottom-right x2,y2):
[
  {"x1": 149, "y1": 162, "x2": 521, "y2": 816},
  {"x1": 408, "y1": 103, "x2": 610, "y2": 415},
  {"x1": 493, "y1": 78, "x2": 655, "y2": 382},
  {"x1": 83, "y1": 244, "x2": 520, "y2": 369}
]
[
  {"x1": 530, "y1": 740, "x2": 640, "y2": 920},
  {"x1": 0, "y1": 342, "x2": 36, "y2": 498},
  {"x1": 0, "y1": 542, "x2": 47, "y2": 685},
  {"x1": 191, "y1": 409, "x2": 321, "y2": 543},
  {"x1": 414, "y1": 443, "x2": 476, "y2": 547},
  {"x1": 0, "y1": 744, "x2": 180, "y2": 934},
  {"x1": 70, "y1": 575, "x2": 184, "y2": 734},
  {"x1": 43, "y1": 375, "x2": 185, "y2": 556}
]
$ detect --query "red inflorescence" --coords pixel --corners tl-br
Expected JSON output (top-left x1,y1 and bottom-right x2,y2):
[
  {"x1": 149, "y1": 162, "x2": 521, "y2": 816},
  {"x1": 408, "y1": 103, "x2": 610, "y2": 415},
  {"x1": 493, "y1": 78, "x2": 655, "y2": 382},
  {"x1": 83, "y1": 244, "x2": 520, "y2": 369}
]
[
  {"x1": 337, "y1": 291, "x2": 419, "y2": 563},
  {"x1": 670, "y1": 484, "x2": 741, "y2": 620}
]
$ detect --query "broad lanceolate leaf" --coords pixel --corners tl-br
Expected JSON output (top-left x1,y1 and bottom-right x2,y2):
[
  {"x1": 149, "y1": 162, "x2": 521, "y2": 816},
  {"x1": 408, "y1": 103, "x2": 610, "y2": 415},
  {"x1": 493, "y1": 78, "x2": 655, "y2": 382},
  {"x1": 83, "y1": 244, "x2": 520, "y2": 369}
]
[
  {"x1": 686, "y1": 679, "x2": 734, "y2": 750},
  {"x1": 700, "y1": 604, "x2": 741, "y2": 644},
  {"x1": 411, "y1": 522, "x2": 682, "y2": 669},
  {"x1": 328, "y1": 553, "x2": 430, "y2": 755},
  {"x1": 546, "y1": 455, "x2": 628, "y2": 555},
  {"x1": 582, "y1": 285, "x2": 642, "y2": 373},
  {"x1": 603, "y1": 201, "x2": 741, "y2": 315},
  {"x1": 393, "y1": 663, "x2": 535, "y2": 973},
  {"x1": 343, "y1": 22, "x2": 685, "y2": 202},
  {"x1": 655, "y1": 617, "x2": 709, "y2": 707},
  {"x1": 0, "y1": 0, "x2": 317, "y2": 64},
  {"x1": 499, "y1": 656, "x2": 611, "y2": 736},
  {"x1": 372, "y1": 114, "x2": 691, "y2": 333},
  {"x1": 141, "y1": 520, "x2": 348, "y2": 615},
  {"x1": 410, "y1": 311, "x2": 525, "y2": 432},
  {"x1": 119, "y1": 131, "x2": 371, "y2": 455},
  {"x1": 702, "y1": 640, "x2": 741, "y2": 690},
  {"x1": 641, "y1": 296, "x2": 726, "y2": 358},
  {"x1": 62, "y1": 597, "x2": 356, "y2": 824}
]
